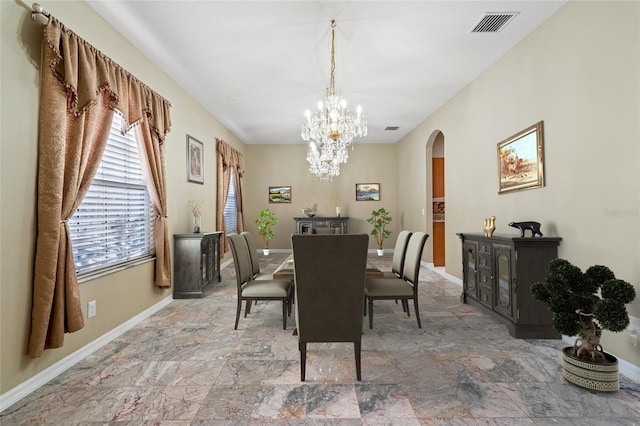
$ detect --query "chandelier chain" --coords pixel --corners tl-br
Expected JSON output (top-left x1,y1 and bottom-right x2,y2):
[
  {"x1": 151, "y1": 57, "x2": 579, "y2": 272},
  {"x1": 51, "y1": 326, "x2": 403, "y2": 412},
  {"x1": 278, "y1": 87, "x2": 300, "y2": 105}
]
[{"x1": 329, "y1": 20, "x2": 336, "y2": 96}]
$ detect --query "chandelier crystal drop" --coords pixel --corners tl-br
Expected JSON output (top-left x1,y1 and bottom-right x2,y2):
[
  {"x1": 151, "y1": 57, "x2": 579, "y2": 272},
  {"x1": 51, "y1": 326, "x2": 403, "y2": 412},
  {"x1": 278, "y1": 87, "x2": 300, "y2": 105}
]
[{"x1": 301, "y1": 20, "x2": 367, "y2": 182}]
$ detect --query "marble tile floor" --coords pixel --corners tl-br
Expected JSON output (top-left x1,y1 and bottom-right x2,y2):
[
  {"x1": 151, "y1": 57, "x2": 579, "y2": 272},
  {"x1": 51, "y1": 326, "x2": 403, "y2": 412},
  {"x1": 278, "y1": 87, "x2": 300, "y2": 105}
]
[{"x1": 2, "y1": 253, "x2": 639, "y2": 425}]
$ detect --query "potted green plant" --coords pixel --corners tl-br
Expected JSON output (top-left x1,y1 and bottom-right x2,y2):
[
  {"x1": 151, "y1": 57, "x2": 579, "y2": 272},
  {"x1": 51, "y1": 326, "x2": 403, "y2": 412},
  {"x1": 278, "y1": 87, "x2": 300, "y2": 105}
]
[
  {"x1": 254, "y1": 208, "x2": 278, "y2": 255},
  {"x1": 366, "y1": 208, "x2": 392, "y2": 256},
  {"x1": 531, "y1": 258, "x2": 636, "y2": 392}
]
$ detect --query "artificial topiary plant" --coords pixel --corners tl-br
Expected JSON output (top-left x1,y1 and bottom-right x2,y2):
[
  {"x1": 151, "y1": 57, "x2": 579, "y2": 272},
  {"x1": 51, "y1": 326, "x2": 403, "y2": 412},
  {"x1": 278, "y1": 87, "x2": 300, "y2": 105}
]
[
  {"x1": 254, "y1": 208, "x2": 278, "y2": 250},
  {"x1": 366, "y1": 208, "x2": 392, "y2": 250},
  {"x1": 531, "y1": 258, "x2": 635, "y2": 363}
]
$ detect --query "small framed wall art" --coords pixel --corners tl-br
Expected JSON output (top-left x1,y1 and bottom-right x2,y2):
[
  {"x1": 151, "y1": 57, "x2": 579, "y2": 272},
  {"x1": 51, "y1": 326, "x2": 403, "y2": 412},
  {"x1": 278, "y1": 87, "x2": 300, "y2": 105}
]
[
  {"x1": 356, "y1": 183, "x2": 380, "y2": 201},
  {"x1": 497, "y1": 121, "x2": 545, "y2": 194},
  {"x1": 269, "y1": 186, "x2": 292, "y2": 203},
  {"x1": 187, "y1": 134, "x2": 204, "y2": 184}
]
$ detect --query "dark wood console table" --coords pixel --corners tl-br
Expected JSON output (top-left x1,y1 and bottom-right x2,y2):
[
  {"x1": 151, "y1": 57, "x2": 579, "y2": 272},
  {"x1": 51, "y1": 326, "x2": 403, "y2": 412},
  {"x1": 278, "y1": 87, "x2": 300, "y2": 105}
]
[
  {"x1": 457, "y1": 232, "x2": 562, "y2": 339},
  {"x1": 294, "y1": 217, "x2": 349, "y2": 234},
  {"x1": 173, "y1": 232, "x2": 222, "y2": 298}
]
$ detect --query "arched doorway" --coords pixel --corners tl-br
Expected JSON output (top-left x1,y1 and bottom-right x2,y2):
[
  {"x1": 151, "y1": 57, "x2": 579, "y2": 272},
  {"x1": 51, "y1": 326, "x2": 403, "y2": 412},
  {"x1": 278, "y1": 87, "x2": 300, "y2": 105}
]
[{"x1": 430, "y1": 132, "x2": 445, "y2": 267}]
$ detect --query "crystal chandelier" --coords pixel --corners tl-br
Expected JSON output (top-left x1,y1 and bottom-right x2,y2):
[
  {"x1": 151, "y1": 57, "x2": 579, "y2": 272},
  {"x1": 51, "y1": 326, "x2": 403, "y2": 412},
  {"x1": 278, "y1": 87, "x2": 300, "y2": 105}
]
[{"x1": 301, "y1": 20, "x2": 367, "y2": 182}]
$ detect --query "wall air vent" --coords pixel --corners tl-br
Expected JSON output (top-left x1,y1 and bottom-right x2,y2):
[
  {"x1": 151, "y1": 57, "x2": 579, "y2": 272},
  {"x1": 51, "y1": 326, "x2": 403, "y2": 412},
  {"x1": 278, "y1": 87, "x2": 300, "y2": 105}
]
[
  {"x1": 471, "y1": 12, "x2": 518, "y2": 33},
  {"x1": 385, "y1": 126, "x2": 400, "y2": 131}
]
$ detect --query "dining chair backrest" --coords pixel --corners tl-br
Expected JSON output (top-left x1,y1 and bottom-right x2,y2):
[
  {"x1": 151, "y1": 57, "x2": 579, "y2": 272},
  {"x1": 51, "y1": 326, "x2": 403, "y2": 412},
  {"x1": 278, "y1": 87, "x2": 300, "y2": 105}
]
[
  {"x1": 227, "y1": 233, "x2": 252, "y2": 287},
  {"x1": 402, "y1": 231, "x2": 429, "y2": 288},
  {"x1": 391, "y1": 230, "x2": 412, "y2": 277},
  {"x1": 240, "y1": 231, "x2": 261, "y2": 278},
  {"x1": 291, "y1": 234, "x2": 368, "y2": 342}
]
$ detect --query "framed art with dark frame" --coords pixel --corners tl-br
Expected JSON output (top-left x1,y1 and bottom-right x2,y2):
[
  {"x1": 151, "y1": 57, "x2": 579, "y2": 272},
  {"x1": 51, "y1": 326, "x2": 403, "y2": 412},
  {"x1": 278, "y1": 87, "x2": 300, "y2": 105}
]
[
  {"x1": 269, "y1": 186, "x2": 292, "y2": 203},
  {"x1": 187, "y1": 135, "x2": 204, "y2": 184},
  {"x1": 356, "y1": 183, "x2": 380, "y2": 201},
  {"x1": 497, "y1": 121, "x2": 545, "y2": 194}
]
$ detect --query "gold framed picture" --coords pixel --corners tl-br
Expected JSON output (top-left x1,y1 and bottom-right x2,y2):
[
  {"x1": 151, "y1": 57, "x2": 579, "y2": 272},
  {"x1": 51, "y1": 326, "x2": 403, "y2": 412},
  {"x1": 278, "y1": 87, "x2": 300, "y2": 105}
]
[
  {"x1": 187, "y1": 134, "x2": 204, "y2": 184},
  {"x1": 497, "y1": 121, "x2": 545, "y2": 194}
]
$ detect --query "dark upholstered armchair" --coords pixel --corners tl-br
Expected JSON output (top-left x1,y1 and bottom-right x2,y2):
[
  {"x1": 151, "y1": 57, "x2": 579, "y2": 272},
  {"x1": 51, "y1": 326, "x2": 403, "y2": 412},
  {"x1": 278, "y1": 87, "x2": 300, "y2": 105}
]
[
  {"x1": 227, "y1": 233, "x2": 292, "y2": 330},
  {"x1": 364, "y1": 232, "x2": 429, "y2": 329},
  {"x1": 291, "y1": 234, "x2": 368, "y2": 381}
]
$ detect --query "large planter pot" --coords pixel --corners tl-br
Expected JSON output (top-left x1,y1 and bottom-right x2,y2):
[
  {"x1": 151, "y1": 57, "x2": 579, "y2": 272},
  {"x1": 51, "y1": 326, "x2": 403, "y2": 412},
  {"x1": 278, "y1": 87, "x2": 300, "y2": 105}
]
[
  {"x1": 562, "y1": 347, "x2": 619, "y2": 392},
  {"x1": 263, "y1": 249, "x2": 270, "y2": 256},
  {"x1": 377, "y1": 249, "x2": 384, "y2": 256}
]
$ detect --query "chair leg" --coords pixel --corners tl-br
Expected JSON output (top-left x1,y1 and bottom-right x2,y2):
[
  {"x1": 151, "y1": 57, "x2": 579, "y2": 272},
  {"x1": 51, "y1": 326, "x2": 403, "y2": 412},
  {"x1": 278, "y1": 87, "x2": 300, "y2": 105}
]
[
  {"x1": 363, "y1": 296, "x2": 367, "y2": 316},
  {"x1": 368, "y1": 299, "x2": 374, "y2": 329},
  {"x1": 234, "y1": 298, "x2": 242, "y2": 330},
  {"x1": 402, "y1": 299, "x2": 410, "y2": 317},
  {"x1": 300, "y1": 342, "x2": 307, "y2": 381},
  {"x1": 413, "y1": 297, "x2": 422, "y2": 328},
  {"x1": 282, "y1": 299, "x2": 287, "y2": 330},
  {"x1": 244, "y1": 300, "x2": 252, "y2": 317},
  {"x1": 354, "y1": 341, "x2": 362, "y2": 381}
]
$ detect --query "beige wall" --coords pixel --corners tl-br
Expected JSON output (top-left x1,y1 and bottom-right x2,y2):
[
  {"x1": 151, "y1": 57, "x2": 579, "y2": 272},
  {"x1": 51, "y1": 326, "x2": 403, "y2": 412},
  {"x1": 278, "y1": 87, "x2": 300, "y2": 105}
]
[
  {"x1": 0, "y1": 0, "x2": 243, "y2": 394},
  {"x1": 397, "y1": 1, "x2": 639, "y2": 367},
  {"x1": 243, "y1": 143, "x2": 399, "y2": 250}
]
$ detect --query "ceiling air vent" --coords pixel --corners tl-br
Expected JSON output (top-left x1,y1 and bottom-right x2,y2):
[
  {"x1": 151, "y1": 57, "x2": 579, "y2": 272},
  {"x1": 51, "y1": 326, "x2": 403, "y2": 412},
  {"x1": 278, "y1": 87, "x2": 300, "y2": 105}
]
[
  {"x1": 385, "y1": 126, "x2": 400, "y2": 131},
  {"x1": 471, "y1": 12, "x2": 518, "y2": 33}
]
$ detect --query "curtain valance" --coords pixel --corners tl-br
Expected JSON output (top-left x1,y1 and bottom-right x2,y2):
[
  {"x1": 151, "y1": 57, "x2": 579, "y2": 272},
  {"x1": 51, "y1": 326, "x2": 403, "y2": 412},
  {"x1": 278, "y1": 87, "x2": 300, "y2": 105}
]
[
  {"x1": 43, "y1": 17, "x2": 171, "y2": 141},
  {"x1": 217, "y1": 138, "x2": 245, "y2": 175}
]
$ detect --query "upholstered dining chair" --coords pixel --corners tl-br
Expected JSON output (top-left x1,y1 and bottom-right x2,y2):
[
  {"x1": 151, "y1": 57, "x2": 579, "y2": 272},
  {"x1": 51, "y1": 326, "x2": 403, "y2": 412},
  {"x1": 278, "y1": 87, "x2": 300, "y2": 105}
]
[
  {"x1": 241, "y1": 231, "x2": 273, "y2": 280},
  {"x1": 364, "y1": 231, "x2": 429, "y2": 329},
  {"x1": 291, "y1": 234, "x2": 368, "y2": 381},
  {"x1": 227, "y1": 233, "x2": 292, "y2": 330},
  {"x1": 383, "y1": 230, "x2": 412, "y2": 279}
]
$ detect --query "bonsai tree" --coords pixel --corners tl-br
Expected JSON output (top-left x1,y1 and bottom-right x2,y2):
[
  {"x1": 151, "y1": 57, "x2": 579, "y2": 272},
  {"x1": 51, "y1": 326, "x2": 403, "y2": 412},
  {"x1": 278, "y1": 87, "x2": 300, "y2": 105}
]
[
  {"x1": 254, "y1": 209, "x2": 278, "y2": 250},
  {"x1": 366, "y1": 208, "x2": 392, "y2": 251},
  {"x1": 531, "y1": 258, "x2": 635, "y2": 362}
]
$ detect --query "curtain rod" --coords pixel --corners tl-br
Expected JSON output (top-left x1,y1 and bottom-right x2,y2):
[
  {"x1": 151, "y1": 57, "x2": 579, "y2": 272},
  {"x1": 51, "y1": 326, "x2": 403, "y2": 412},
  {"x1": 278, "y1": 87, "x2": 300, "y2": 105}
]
[{"x1": 31, "y1": 3, "x2": 50, "y2": 21}]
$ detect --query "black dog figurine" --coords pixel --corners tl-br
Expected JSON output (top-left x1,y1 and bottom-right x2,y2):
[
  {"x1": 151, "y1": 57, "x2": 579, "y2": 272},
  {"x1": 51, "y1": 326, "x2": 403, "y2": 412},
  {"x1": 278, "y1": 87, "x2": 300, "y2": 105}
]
[{"x1": 509, "y1": 221, "x2": 543, "y2": 237}]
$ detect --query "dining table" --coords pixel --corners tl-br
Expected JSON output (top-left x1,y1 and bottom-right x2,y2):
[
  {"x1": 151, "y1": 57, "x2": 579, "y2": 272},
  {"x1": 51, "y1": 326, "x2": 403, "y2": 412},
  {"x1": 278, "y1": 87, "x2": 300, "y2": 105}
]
[{"x1": 272, "y1": 253, "x2": 384, "y2": 281}]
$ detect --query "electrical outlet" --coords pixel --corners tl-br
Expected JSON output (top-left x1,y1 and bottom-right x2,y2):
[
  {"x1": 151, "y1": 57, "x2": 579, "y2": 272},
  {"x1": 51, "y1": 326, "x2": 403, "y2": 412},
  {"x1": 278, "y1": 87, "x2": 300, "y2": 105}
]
[{"x1": 88, "y1": 300, "x2": 96, "y2": 318}]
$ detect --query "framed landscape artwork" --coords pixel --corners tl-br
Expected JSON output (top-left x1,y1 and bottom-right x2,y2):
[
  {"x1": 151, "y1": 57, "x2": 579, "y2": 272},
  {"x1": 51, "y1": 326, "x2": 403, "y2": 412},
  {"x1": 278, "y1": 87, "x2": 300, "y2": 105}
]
[
  {"x1": 187, "y1": 135, "x2": 204, "y2": 184},
  {"x1": 356, "y1": 183, "x2": 380, "y2": 201},
  {"x1": 269, "y1": 186, "x2": 292, "y2": 203},
  {"x1": 497, "y1": 121, "x2": 545, "y2": 194}
]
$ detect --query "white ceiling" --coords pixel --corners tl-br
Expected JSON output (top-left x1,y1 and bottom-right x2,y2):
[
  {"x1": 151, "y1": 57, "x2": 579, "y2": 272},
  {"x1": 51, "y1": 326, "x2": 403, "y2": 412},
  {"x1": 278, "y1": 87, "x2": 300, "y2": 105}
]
[{"x1": 87, "y1": 1, "x2": 566, "y2": 145}]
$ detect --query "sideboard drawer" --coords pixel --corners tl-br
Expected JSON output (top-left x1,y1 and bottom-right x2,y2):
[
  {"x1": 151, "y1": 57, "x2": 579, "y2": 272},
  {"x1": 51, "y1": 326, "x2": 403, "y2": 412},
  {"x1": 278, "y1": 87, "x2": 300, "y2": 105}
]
[
  {"x1": 479, "y1": 242, "x2": 491, "y2": 254},
  {"x1": 479, "y1": 268, "x2": 492, "y2": 286},
  {"x1": 478, "y1": 254, "x2": 492, "y2": 269},
  {"x1": 478, "y1": 284, "x2": 493, "y2": 308}
]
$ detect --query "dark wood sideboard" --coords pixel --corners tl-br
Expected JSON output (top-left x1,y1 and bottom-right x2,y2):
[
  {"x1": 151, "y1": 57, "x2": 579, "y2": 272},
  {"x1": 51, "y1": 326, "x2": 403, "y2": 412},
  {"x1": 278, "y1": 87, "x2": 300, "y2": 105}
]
[
  {"x1": 457, "y1": 233, "x2": 562, "y2": 339},
  {"x1": 173, "y1": 232, "x2": 222, "y2": 298},
  {"x1": 294, "y1": 217, "x2": 349, "y2": 234}
]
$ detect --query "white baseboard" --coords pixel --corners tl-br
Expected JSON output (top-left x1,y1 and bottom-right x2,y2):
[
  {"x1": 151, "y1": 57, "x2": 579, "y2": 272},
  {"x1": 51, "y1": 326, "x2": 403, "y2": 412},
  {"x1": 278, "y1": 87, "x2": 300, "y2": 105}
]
[
  {"x1": 424, "y1": 261, "x2": 463, "y2": 286},
  {"x1": 0, "y1": 296, "x2": 173, "y2": 412}
]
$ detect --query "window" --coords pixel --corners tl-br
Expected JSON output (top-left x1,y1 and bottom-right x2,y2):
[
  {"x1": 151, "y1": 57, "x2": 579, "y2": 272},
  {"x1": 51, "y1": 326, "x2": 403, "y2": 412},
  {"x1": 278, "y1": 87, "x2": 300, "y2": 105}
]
[
  {"x1": 68, "y1": 114, "x2": 155, "y2": 275},
  {"x1": 224, "y1": 168, "x2": 238, "y2": 234}
]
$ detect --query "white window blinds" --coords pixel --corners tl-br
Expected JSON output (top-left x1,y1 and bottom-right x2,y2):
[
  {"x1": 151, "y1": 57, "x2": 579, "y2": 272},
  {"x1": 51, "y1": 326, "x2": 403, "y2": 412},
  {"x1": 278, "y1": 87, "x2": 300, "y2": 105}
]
[
  {"x1": 224, "y1": 168, "x2": 238, "y2": 234},
  {"x1": 68, "y1": 115, "x2": 155, "y2": 274}
]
